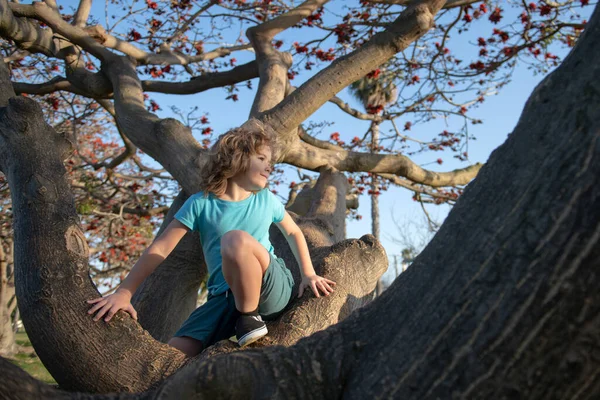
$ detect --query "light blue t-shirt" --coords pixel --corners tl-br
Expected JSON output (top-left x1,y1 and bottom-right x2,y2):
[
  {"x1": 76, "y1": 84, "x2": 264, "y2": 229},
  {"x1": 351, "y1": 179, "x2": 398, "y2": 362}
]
[{"x1": 175, "y1": 188, "x2": 286, "y2": 295}]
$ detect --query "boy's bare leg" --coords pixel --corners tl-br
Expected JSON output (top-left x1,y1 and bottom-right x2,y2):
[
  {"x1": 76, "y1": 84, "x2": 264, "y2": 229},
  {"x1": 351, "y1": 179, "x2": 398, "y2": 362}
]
[
  {"x1": 168, "y1": 336, "x2": 204, "y2": 357},
  {"x1": 221, "y1": 230, "x2": 270, "y2": 313}
]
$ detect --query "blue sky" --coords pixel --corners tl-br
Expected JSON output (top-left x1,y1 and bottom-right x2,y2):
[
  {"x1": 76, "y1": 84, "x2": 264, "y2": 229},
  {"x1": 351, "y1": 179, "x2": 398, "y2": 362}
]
[{"x1": 58, "y1": 0, "x2": 593, "y2": 284}]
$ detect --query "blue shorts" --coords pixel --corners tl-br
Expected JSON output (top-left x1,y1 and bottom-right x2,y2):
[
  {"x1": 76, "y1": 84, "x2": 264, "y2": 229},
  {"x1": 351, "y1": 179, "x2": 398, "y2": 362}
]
[{"x1": 173, "y1": 253, "x2": 294, "y2": 347}]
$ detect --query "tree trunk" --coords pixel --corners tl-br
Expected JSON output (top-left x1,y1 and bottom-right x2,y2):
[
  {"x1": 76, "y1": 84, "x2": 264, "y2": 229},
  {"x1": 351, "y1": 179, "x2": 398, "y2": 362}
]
[
  {"x1": 371, "y1": 121, "x2": 383, "y2": 296},
  {"x1": 1, "y1": 3, "x2": 599, "y2": 398},
  {"x1": 0, "y1": 243, "x2": 17, "y2": 357}
]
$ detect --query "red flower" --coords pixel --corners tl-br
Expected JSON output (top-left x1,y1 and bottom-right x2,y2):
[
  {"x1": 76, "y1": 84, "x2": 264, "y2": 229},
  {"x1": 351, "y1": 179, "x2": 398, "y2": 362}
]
[
  {"x1": 293, "y1": 42, "x2": 309, "y2": 53},
  {"x1": 366, "y1": 104, "x2": 384, "y2": 114},
  {"x1": 437, "y1": 158, "x2": 443, "y2": 165},
  {"x1": 148, "y1": 100, "x2": 160, "y2": 112},
  {"x1": 477, "y1": 37, "x2": 486, "y2": 46},
  {"x1": 315, "y1": 48, "x2": 335, "y2": 62},
  {"x1": 540, "y1": 5, "x2": 552, "y2": 16},
  {"x1": 202, "y1": 127, "x2": 213, "y2": 135},
  {"x1": 367, "y1": 69, "x2": 381, "y2": 79},
  {"x1": 489, "y1": 7, "x2": 503, "y2": 23},
  {"x1": 129, "y1": 29, "x2": 142, "y2": 41},
  {"x1": 469, "y1": 61, "x2": 485, "y2": 70}
]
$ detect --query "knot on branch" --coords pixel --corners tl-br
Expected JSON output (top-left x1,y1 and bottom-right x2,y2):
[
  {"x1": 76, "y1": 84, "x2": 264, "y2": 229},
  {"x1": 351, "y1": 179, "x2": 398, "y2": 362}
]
[
  {"x1": 414, "y1": 4, "x2": 435, "y2": 32},
  {"x1": 84, "y1": 25, "x2": 108, "y2": 45},
  {"x1": 65, "y1": 225, "x2": 89, "y2": 259},
  {"x1": 26, "y1": 174, "x2": 59, "y2": 204}
]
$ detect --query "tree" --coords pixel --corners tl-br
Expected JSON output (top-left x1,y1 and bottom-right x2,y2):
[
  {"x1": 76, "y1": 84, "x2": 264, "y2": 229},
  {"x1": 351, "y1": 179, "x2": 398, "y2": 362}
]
[{"x1": 0, "y1": 0, "x2": 598, "y2": 397}]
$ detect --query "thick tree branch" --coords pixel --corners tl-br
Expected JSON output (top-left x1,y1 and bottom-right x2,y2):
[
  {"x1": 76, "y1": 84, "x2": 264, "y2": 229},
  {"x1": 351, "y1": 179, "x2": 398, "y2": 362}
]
[
  {"x1": 3, "y1": 1, "x2": 251, "y2": 66},
  {"x1": 8, "y1": 2, "x2": 113, "y2": 61},
  {"x1": 261, "y1": 0, "x2": 446, "y2": 139},
  {"x1": 72, "y1": 0, "x2": 92, "y2": 28},
  {"x1": 102, "y1": 56, "x2": 205, "y2": 193},
  {"x1": 0, "y1": 0, "x2": 62, "y2": 58},
  {"x1": 12, "y1": 61, "x2": 259, "y2": 98},
  {"x1": 12, "y1": 77, "x2": 90, "y2": 96},
  {"x1": 246, "y1": 1, "x2": 330, "y2": 118},
  {"x1": 377, "y1": 173, "x2": 460, "y2": 201},
  {"x1": 84, "y1": 23, "x2": 252, "y2": 65},
  {"x1": 252, "y1": 0, "x2": 330, "y2": 39},
  {"x1": 142, "y1": 61, "x2": 259, "y2": 94},
  {"x1": 285, "y1": 140, "x2": 481, "y2": 187}
]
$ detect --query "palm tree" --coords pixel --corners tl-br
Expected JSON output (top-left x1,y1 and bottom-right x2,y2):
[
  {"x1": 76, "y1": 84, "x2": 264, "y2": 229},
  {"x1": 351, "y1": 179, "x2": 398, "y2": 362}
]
[{"x1": 349, "y1": 68, "x2": 398, "y2": 296}]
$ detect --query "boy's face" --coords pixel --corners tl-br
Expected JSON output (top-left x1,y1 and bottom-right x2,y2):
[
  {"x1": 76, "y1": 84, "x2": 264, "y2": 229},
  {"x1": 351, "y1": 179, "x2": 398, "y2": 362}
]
[{"x1": 235, "y1": 146, "x2": 272, "y2": 191}]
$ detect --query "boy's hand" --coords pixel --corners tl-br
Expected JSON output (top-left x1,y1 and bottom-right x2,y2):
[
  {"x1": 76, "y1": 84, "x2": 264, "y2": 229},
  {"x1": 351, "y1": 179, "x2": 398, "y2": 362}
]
[
  {"x1": 86, "y1": 289, "x2": 138, "y2": 322},
  {"x1": 298, "y1": 275, "x2": 336, "y2": 298}
]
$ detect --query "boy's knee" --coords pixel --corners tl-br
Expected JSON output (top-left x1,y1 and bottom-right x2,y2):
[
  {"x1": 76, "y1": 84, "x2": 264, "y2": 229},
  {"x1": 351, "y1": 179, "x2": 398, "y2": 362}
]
[{"x1": 221, "y1": 230, "x2": 250, "y2": 258}]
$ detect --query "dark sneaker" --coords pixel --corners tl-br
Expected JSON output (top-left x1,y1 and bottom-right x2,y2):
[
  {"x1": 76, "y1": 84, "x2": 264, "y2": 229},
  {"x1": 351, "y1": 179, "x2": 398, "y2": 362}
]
[{"x1": 235, "y1": 314, "x2": 268, "y2": 347}]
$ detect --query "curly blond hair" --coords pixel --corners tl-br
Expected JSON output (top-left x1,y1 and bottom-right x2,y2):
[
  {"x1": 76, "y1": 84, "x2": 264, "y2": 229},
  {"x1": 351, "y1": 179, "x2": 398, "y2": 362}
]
[{"x1": 200, "y1": 126, "x2": 272, "y2": 196}]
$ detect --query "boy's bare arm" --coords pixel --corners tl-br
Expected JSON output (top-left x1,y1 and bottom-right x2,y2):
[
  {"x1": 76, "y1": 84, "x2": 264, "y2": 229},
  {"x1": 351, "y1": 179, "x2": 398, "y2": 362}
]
[
  {"x1": 87, "y1": 219, "x2": 190, "y2": 322},
  {"x1": 276, "y1": 212, "x2": 336, "y2": 298}
]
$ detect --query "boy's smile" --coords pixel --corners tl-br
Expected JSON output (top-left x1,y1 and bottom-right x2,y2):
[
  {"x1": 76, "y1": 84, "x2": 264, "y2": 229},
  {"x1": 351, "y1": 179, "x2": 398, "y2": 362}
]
[{"x1": 247, "y1": 146, "x2": 272, "y2": 189}]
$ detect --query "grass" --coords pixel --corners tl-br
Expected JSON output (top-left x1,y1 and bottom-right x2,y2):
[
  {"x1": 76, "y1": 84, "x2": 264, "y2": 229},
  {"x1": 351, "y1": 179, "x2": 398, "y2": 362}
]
[{"x1": 8, "y1": 331, "x2": 56, "y2": 385}]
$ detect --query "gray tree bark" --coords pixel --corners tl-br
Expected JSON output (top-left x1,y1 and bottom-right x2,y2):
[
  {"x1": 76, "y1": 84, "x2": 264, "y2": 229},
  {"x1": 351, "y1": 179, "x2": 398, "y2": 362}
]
[{"x1": 0, "y1": 3, "x2": 599, "y2": 398}]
